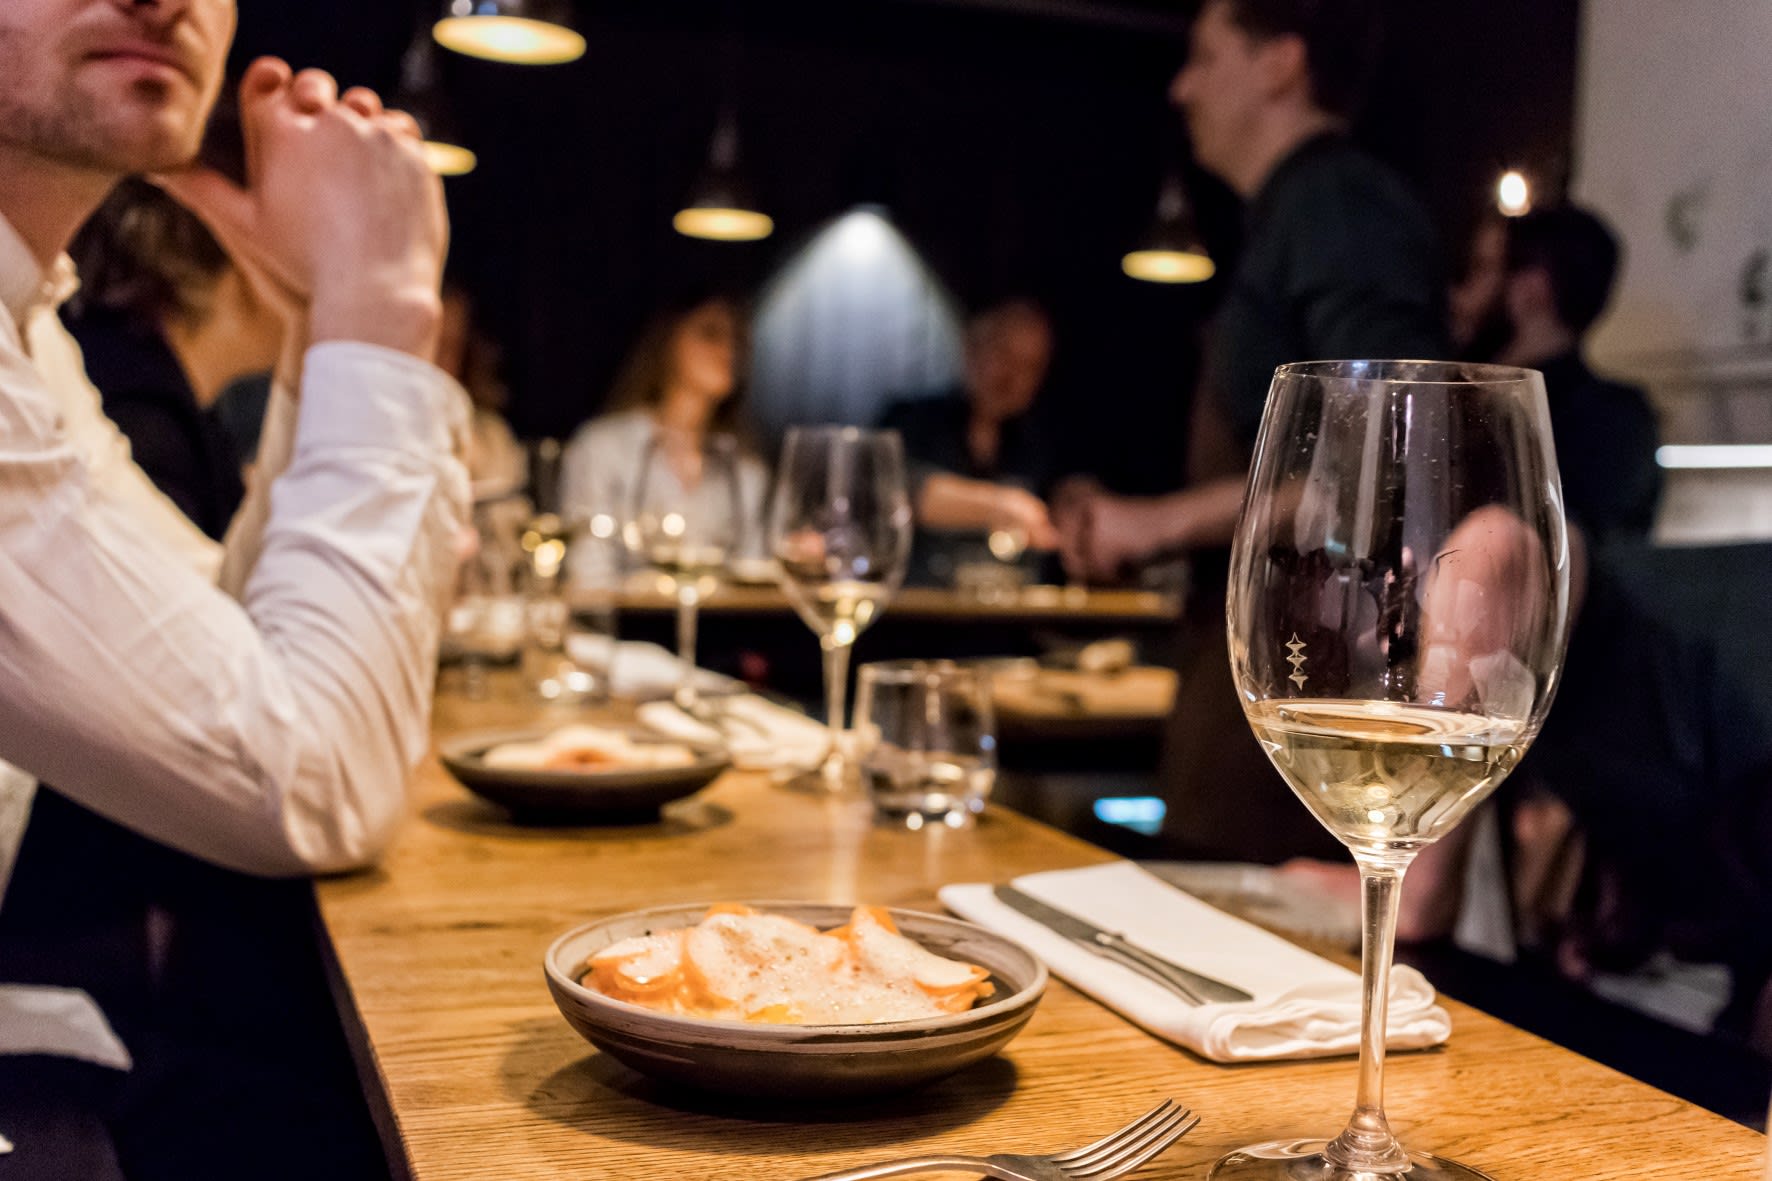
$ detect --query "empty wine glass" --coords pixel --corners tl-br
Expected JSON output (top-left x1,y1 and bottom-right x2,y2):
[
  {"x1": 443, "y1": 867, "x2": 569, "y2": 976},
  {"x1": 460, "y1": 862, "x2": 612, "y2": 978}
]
[
  {"x1": 768, "y1": 426, "x2": 914, "y2": 789},
  {"x1": 1215, "y1": 361, "x2": 1571, "y2": 1181},
  {"x1": 625, "y1": 431, "x2": 741, "y2": 712}
]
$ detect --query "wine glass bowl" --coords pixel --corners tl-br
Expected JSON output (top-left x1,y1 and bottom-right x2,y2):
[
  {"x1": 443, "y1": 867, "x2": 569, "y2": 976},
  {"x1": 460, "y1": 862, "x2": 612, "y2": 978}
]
[
  {"x1": 768, "y1": 426, "x2": 914, "y2": 788},
  {"x1": 1216, "y1": 360, "x2": 1570, "y2": 1180},
  {"x1": 626, "y1": 432, "x2": 741, "y2": 711}
]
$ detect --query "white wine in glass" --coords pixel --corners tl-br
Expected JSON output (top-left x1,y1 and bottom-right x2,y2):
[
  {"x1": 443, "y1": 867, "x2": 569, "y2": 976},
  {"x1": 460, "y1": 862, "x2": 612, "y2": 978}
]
[
  {"x1": 768, "y1": 425, "x2": 913, "y2": 789},
  {"x1": 1216, "y1": 361, "x2": 1571, "y2": 1181}
]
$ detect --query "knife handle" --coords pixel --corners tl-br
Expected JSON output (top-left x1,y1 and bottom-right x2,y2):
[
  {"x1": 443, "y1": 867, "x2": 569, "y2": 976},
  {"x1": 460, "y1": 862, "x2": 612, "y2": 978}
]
[{"x1": 1087, "y1": 935, "x2": 1207, "y2": 1005}]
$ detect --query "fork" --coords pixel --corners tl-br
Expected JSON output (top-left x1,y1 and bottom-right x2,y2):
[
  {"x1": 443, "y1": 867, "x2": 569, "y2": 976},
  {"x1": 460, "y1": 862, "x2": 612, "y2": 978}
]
[{"x1": 794, "y1": 1099, "x2": 1198, "y2": 1181}]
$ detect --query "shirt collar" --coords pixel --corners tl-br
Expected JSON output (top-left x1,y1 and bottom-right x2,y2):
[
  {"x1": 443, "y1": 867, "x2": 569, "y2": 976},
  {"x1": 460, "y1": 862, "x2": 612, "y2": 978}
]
[{"x1": 0, "y1": 208, "x2": 81, "y2": 332}]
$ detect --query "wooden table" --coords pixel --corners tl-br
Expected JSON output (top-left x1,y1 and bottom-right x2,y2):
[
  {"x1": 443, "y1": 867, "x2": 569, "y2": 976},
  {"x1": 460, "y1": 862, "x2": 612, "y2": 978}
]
[
  {"x1": 315, "y1": 681, "x2": 1767, "y2": 1180},
  {"x1": 593, "y1": 583, "x2": 1182, "y2": 628}
]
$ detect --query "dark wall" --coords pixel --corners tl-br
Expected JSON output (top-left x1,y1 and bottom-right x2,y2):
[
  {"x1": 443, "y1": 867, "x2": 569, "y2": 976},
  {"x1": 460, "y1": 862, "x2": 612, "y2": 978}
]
[{"x1": 232, "y1": 0, "x2": 1579, "y2": 494}]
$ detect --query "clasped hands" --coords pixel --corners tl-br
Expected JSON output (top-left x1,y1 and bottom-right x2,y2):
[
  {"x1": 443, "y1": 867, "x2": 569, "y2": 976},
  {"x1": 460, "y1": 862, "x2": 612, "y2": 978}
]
[{"x1": 156, "y1": 57, "x2": 448, "y2": 365}]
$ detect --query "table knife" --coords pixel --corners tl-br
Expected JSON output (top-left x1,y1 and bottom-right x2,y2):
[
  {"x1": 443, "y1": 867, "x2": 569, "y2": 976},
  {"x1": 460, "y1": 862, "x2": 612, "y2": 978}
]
[{"x1": 993, "y1": 884, "x2": 1253, "y2": 1005}]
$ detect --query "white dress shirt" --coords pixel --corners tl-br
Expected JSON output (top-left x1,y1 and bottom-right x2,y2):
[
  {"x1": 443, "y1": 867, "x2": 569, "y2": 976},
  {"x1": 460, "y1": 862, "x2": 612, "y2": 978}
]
[{"x1": 0, "y1": 209, "x2": 470, "y2": 883}]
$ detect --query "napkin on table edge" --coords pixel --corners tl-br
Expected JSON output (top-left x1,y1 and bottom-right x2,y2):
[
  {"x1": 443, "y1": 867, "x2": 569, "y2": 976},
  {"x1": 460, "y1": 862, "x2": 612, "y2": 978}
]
[{"x1": 940, "y1": 860, "x2": 1451, "y2": 1063}]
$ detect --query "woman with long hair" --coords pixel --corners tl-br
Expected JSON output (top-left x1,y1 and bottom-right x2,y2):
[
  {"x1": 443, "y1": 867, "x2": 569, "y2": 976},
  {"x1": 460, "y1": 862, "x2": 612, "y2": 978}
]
[{"x1": 559, "y1": 294, "x2": 769, "y2": 575}]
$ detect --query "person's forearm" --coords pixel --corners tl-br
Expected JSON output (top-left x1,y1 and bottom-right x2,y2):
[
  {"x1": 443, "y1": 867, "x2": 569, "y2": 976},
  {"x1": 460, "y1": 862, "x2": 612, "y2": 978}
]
[
  {"x1": 0, "y1": 348, "x2": 469, "y2": 877},
  {"x1": 916, "y1": 472, "x2": 1009, "y2": 531},
  {"x1": 1150, "y1": 475, "x2": 1248, "y2": 552}
]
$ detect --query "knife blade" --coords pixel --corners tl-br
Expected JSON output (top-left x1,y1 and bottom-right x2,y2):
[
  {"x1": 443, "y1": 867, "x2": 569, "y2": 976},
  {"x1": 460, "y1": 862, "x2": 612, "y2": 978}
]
[{"x1": 993, "y1": 884, "x2": 1253, "y2": 1005}]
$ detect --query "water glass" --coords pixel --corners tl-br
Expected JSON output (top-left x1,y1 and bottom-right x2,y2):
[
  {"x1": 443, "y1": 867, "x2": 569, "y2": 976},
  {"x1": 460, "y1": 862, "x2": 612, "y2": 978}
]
[{"x1": 854, "y1": 660, "x2": 996, "y2": 828}]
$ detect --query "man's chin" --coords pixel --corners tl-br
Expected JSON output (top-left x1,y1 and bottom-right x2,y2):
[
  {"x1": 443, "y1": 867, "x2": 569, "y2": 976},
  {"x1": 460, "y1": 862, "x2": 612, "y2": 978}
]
[{"x1": 74, "y1": 85, "x2": 208, "y2": 173}]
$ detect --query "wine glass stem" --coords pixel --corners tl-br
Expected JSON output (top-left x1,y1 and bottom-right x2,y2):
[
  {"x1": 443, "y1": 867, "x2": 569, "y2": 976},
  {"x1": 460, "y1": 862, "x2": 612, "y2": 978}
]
[
  {"x1": 1325, "y1": 854, "x2": 1415, "y2": 1173},
  {"x1": 674, "y1": 590, "x2": 700, "y2": 712},
  {"x1": 821, "y1": 636, "x2": 853, "y2": 750}
]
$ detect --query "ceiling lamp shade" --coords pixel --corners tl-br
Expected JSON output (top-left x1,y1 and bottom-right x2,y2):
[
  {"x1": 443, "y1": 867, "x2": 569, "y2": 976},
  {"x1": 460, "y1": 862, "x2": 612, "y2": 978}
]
[
  {"x1": 398, "y1": 33, "x2": 476, "y2": 176},
  {"x1": 675, "y1": 113, "x2": 773, "y2": 242},
  {"x1": 433, "y1": 0, "x2": 585, "y2": 66},
  {"x1": 420, "y1": 140, "x2": 478, "y2": 177},
  {"x1": 1122, "y1": 176, "x2": 1214, "y2": 284}
]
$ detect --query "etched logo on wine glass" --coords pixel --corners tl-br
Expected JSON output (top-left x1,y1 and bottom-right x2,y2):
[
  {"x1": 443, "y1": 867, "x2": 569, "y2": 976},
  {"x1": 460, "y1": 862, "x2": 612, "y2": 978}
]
[{"x1": 1285, "y1": 633, "x2": 1309, "y2": 689}]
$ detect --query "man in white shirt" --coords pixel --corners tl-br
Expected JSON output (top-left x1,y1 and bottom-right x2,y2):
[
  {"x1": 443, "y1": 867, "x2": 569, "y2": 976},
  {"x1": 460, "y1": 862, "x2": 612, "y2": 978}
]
[{"x1": 0, "y1": 0, "x2": 469, "y2": 1173}]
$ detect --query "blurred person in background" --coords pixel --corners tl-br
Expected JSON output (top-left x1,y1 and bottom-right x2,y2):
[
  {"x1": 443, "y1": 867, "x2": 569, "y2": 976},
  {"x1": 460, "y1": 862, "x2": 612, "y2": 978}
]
[
  {"x1": 438, "y1": 279, "x2": 526, "y2": 499},
  {"x1": 0, "y1": 0, "x2": 467, "y2": 1172},
  {"x1": 1448, "y1": 213, "x2": 1511, "y2": 360},
  {"x1": 1481, "y1": 206, "x2": 1660, "y2": 543},
  {"x1": 1056, "y1": 0, "x2": 1447, "y2": 869},
  {"x1": 63, "y1": 177, "x2": 280, "y2": 539},
  {"x1": 559, "y1": 292, "x2": 769, "y2": 577},
  {"x1": 879, "y1": 297, "x2": 1062, "y2": 583}
]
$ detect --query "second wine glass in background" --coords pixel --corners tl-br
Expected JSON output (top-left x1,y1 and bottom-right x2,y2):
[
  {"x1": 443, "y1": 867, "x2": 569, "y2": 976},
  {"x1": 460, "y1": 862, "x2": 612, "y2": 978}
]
[
  {"x1": 769, "y1": 425, "x2": 914, "y2": 790},
  {"x1": 625, "y1": 431, "x2": 741, "y2": 712}
]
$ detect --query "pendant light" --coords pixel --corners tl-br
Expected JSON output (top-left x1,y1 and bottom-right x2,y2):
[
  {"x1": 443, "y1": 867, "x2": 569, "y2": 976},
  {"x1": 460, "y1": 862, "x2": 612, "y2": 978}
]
[
  {"x1": 674, "y1": 110, "x2": 773, "y2": 242},
  {"x1": 1122, "y1": 175, "x2": 1214, "y2": 284},
  {"x1": 398, "y1": 33, "x2": 476, "y2": 177},
  {"x1": 433, "y1": 0, "x2": 585, "y2": 67}
]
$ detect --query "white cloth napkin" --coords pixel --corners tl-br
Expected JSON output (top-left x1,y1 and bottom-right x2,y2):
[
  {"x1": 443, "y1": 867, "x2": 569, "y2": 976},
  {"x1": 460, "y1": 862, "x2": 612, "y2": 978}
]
[
  {"x1": 0, "y1": 985, "x2": 131, "y2": 1070},
  {"x1": 564, "y1": 637, "x2": 739, "y2": 701},
  {"x1": 635, "y1": 695, "x2": 830, "y2": 774},
  {"x1": 940, "y1": 860, "x2": 1451, "y2": 1063}
]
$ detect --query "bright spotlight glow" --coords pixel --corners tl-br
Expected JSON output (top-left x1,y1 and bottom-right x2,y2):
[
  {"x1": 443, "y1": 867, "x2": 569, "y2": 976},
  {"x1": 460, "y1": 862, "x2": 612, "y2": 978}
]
[
  {"x1": 1656, "y1": 444, "x2": 1772, "y2": 469},
  {"x1": 1122, "y1": 249, "x2": 1216, "y2": 284},
  {"x1": 421, "y1": 140, "x2": 477, "y2": 176},
  {"x1": 831, "y1": 211, "x2": 891, "y2": 262},
  {"x1": 1498, "y1": 170, "x2": 1531, "y2": 217},
  {"x1": 433, "y1": 16, "x2": 585, "y2": 65},
  {"x1": 750, "y1": 208, "x2": 965, "y2": 430},
  {"x1": 673, "y1": 207, "x2": 774, "y2": 242}
]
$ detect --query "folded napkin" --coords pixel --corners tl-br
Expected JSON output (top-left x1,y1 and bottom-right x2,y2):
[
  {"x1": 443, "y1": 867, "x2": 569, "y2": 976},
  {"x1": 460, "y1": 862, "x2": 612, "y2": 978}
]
[
  {"x1": 636, "y1": 695, "x2": 830, "y2": 774},
  {"x1": 940, "y1": 860, "x2": 1450, "y2": 1063},
  {"x1": 564, "y1": 637, "x2": 740, "y2": 701}
]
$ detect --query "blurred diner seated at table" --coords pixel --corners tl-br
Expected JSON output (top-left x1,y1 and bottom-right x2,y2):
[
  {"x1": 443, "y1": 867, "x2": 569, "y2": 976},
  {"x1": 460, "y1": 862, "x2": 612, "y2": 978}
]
[
  {"x1": 1055, "y1": 0, "x2": 1446, "y2": 870},
  {"x1": 1452, "y1": 204, "x2": 1661, "y2": 543},
  {"x1": 0, "y1": 1, "x2": 467, "y2": 1170},
  {"x1": 877, "y1": 297, "x2": 1063, "y2": 584},
  {"x1": 559, "y1": 292, "x2": 768, "y2": 579},
  {"x1": 439, "y1": 279, "x2": 527, "y2": 500},
  {"x1": 61, "y1": 178, "x2": 281, "y2": 540}
]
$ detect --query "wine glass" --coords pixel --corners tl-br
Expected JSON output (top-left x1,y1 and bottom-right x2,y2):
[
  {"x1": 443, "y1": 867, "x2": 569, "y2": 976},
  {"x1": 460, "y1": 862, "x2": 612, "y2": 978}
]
[
  {"x1": 768, "y1": 426, "x2": 914, "y2": 789},
  {"x1": 625, "y1": 431, "x2": 741, "y2": 712},
  {"x1": 1216, "y1": 361, "x2": 1571, "y2": 1181}
]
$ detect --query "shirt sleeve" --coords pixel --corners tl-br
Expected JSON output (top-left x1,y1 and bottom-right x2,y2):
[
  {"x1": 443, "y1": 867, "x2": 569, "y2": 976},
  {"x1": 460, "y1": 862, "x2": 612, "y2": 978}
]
[{"x1": 0, "y1": 340, "x2": 469, "y2": 877}]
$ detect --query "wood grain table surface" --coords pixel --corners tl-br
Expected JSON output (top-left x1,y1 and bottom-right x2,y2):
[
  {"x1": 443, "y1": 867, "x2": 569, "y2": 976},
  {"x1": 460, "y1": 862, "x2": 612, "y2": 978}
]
[
  {"x1": 587, "y1": 583, "x2": 1182, "y2": 627},
  {"x1": 314, "y1": 679, "x2": 1768, "y2": 1180}
]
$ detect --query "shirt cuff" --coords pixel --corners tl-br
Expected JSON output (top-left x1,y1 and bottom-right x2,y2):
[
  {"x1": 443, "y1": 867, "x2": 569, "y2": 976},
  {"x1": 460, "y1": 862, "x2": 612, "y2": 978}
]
[{"x1": 296, "y1": 341, "x2": 469, "y2": 460}]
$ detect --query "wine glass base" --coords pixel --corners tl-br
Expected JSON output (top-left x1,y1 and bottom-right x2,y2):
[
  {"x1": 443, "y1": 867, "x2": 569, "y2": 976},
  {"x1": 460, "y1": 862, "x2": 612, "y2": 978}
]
[
  {"x1": 778, "y1": 760, "x2": 858, "y2": 796},
  {"x1": 1210, "y1": 1139, "x2": 1497, "y2": 1181}
]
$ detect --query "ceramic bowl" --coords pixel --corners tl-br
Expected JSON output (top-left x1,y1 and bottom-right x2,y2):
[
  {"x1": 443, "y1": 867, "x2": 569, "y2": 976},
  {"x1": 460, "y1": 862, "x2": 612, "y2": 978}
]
[
  {"x1": 439, "y1": 729, "x2": 729, "y2": 821},
  {"x1": 543, "y1": 901, "x2": 1046, "y2": 1098}
]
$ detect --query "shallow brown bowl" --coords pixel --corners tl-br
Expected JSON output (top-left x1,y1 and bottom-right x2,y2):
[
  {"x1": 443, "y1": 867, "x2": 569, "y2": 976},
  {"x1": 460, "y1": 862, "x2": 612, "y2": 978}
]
[
  {"x1": 543, "y1": 901, "x2": 1046, "y2": 1098},
  {"x1": 440, "y1": 729, "x2": 729, "y2": 821}
]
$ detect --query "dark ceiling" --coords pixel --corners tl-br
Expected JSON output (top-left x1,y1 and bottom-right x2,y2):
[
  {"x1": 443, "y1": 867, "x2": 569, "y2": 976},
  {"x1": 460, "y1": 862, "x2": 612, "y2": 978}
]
[{"x1": 230, "y1": 0, "x2": 1579, "y2": 489}]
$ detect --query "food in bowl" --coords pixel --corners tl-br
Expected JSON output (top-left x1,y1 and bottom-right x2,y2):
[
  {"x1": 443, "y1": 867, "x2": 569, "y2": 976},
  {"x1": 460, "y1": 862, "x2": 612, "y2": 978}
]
[
  {"x1": 480, "y1": 724, "x2": 696, "y2": 772},
  {"x1": 583, "y1": 904, "x2": 994, "y2": 1024}
]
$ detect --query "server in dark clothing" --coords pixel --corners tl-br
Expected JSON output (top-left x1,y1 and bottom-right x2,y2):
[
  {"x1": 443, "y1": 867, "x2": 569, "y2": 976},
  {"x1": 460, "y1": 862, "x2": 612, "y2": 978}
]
[
  {"x1": 63, "y1": 179, "x2": 281, "y2": 540},
  {"x1": 880, "y1": 298, "x2": 1063, "y2": 583},
  {"x1": 1493, "y1": 207, "x2": 1660, "y2": 542},
  {"x1": 1056, "y1": 0, "x2": 1447, "y2": 866}
]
